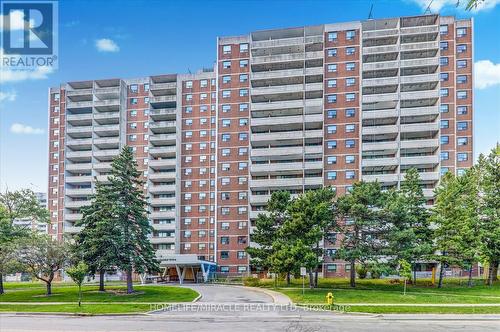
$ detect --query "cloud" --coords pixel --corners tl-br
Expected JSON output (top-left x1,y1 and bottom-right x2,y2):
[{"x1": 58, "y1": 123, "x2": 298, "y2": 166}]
[
  {"x1": 0, "y1": 10, "x2": 33, "y2": 31},
  {"x1": 0, "y1": 48, "x2": 54, "y2": 84},
  {"x1": 0, "y1": 90, "x2": 17, "y2": 102},
  {"x1": 475, "y1": 60, "x2": 500, "y2": 89},
  {"x1": 10, "y1": 123, "x2": 44, "y2": 135},
  {"x1": 95, "y1": 38, "x2": 120, "y2": 52},
  {"x1": 409, "y1": 0, "x2": 500, "y2": 12}
]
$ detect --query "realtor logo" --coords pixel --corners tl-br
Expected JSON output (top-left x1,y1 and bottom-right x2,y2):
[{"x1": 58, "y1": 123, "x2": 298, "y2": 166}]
[{"x1": 1, "y1": 0, "x2": 58, "y2": 68}]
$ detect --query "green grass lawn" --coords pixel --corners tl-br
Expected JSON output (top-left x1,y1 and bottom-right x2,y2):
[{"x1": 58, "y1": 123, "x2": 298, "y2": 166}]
[
  {"x1": 257, "y1": 277, "x2": 500, "y2": 314},
  {"x1": 0, "y1": 282, "x2": 198, "y2": 314}
]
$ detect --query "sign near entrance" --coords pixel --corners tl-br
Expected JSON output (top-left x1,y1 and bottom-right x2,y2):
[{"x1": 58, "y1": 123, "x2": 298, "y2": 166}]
[{"x1": 300, "y1": 267, "x2": 307, "y2": 276}]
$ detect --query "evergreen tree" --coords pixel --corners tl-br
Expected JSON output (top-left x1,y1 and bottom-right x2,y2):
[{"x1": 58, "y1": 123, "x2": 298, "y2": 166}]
[
  {"x1": 384, "y1": 168, "x2": 433, "y2": 284},
  {"x1": 75, "y1": 181, "x2": 120, "y2": 292},
  {"x1": 477, "y1": 146, "x2": 500, "y2": 285},
  {"x1": 336, "y1": 181, "x2": 387, "y2": 287},
  {"x1": 107, "y1": 146, "x2": 159, "y2": 293}
]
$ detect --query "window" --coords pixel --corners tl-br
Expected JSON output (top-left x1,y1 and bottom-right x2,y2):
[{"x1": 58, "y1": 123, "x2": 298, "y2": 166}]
[
  {"x1": 346, "y1": 62, "x2": 355, "y2": 71},
  {"x1": 221, "y1": 222, "x2": 230, "y2": 230},
  {"x1": 440, "y1": 120, "x2": 449, "y2": 129},
  {"x1": 222, "y1": 90, "x2": 231, "y2": 98},
  {"x1": 440, "y1": 57, "x2": 448, "y2": 66},
  {"x1": 239, "y1": 118, "x2": 248, "y2": 126},
  {"x1": 457, "y1": 153, "x2": 468, "y2": 162},
  {"x1": 440, "y1": 88, "x2": 449, "y2": 97},
  {"x1": 239, "y1": 89, "x2": 248, "y2": 97},
  {"x1": 221, "y1": 148, "x2": 230, "y2": 157},
  {"x1": 185, "y1": 94, "x2": 193, "y2": 101},
  {"x1": 457, "y1": 44, "x2": 467, "y2": 53},
  {"x1": 200, "y1": 79, "x2": 208, "y2": 87},
  {"x1": 223, "y1": 45, "x2": 231, "y2": 54},
  {"x1": 346, "y1": 30, "x2": 356, "y2": 40},
  {"x1": 439, "y1": 24, "x2": 448, "y2": 35},
  {"x1": 457, "y1": 106, "x2": 468, "y2": 115},
  {"x1": 200, "y1": 92, "x2": 208, "y2": 100},
  {"x1": 238, "y1": 162, "x2": 247, "y2": 170},
  {"x1": 129, "y1": 134, "x2": 137, "y2": 141},
  {"x1": 327, "y1": 125, "x2": 337, "y2": 134},
  {"x1": 327, "y1": 171, "x2": 337, "y2": 180},
  {"x1": 239, "y1": 59, "x2": 248, "y2": 68},
  {"x1": 327, "y1": 140, "x2": 337, "y2": 149},
  {"x1": 222, "y1": 75, "x2": 231, "y2": 84},
  {"x1": 220, "y1": 266, "x2": 229, "y2": 273},
  {"x1": 441, "y1": 167, "x2": 449, "y2": 176},
  {"x1": 221, "y1": 237, "x2": 229, "y2": 245},
  {"x1": 239, "y1": 103, "x2": 248, "y2": 112},
  {"x1": 185, "y1": 106, "x2": 192, "y2": 114},
  {"x1": 440, "y1": 152, "x2": 449, "y2": 160},
  {"x1": 327, "y1": 64, "x2": 337, "y2": 72},
  {"x1": 240, "y1": 43, "x2": 249, "y2": 53},
  {"x1": 440, "y1": 41, "x2": 448, "y2": 50},
  {"x1": 130, "y1": 110, "x2": 137, "y2": 117},
  {"x1": 222, "y1": 104, "x2": 231, "y2": 112},
  {"x1": 237, "y1": 251, "x2": 247, "y2": 259},
  {"x1": 327, "y1": 48, "x2": 337, "y2": 57},
  {"x1": 53, "y1": 93, "x2": 60, "y2": 101},
  {"x1": 327, "y1": 79, "x2": 337, "y2": 88},
  {"x1": 222, "y1": 134, "x2": 230, "y2": 142},
  {"x1": 221, "y1": 207, "x2": 230, "y2": 215},
  {"x1": 457, "y1": 75, "x2": 467, "y2": 84},
  {"x1": 440, "y1": 73, "x2": 449, "y2": 81},
  {"x1": 457, "y1": 60, "x2": 467, "y2": 69},
  {"x1": 441, "y1": 135, "x2": 449, "y2": 145},
  {"x1": 345, "y1": 155, "x2": 355, "y2": 164},
  {"x1": 345, "y1": 140, "x2": 355, "y2": 148},
  {"x1": 239, "y1": 147, "x2": 248, "y2": 155},
  {"x1": 222, "y1": 119, "x2": 231, "y2": 127},
  {"x1": 345, "y1": 109, "x2": 355, "y2": 118},
  {"x1": 345, "y1": 124, "x2": 355, "y2": 133},
  {"x1": 456, "y1": 27, "x2": 467, "y2": 37},
  {"x1": 144, "y1": 83, "x2": 149, "y2": 91},
  {"x1": 327, "y1": 156, "x2": 337, "y2": 164},
  {"x1": 222, "y1": 61, "x2": 231, "y2": 69},
  {"x1": 346, "y1": 78, "x2": 356, "y2": 86},
  {"x1": 458, "y1": 169, "x2": 467, "y2": 176},
  {"x1": 220, "y1": 251, "x2": 229, "y2": 260},
  {"x1": 346, "y1": 47, "x2": 355, "y2": 55},
  {"x1": 239, "y1": 133, "x2": 248, "y2": 141},
  {"x1": 440, "y1": 104, "x2": 449, "y2": 113},
  {"x1": 327, "y1": 110, "x2": 337, "y2": 118},
  {"x1": 328, "y1": 32, "x2": 337, "y2": 41},
  {"x1": 346, "y1": 93, "x2": 355, "y2": 102},
  {"x1": 457, "y1": 91, "x2": 467, "y2": 99},
  {"x1": 221, "y1": 178, "x2": 230, "y2": 186},
  {"x1": 457, "y1": 137, "x2": 468, "y2": 146},
  {"x1": 457, "y1": 121, "x2": 468, "y2": 131},
  {"x1": 327, "y1": 264, "x2": 337, "y2": 272},
  {"x1": 327, "y1": 95, "x2": 337, "y2": 103},
  {"x1": 185, "y1": 81, "x2": 193, "y2": 88},
  {"x1": 239, "y1": 74, "x2": 248, "y2": 83},
  {"x1": 130, "y1": 98, "x2": 138, "y2": 105},
  {"x1": 346, "y1": 171, "x2": 355, "y2": 179}
]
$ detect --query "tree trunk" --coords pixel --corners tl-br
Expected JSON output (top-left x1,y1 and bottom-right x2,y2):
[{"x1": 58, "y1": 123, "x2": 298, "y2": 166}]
[
  {"x1": 286, "y1": 272, "x2": 290, "y2": 286},
  {"x1": 0, "y1": 273, "x2": 4, "y2": 295},
  {"x1": 438, "y1": 263, "x2": 445, "y2": 288},
  {"x1": 126, "y1": 268, "x2": 134, "y2": 294},
  {"x1": 308, "y1": 271, "x2": 314, "y2": 289},
  {"x1": 78, "y1": 285, "x2": 82, "y2": 307},
  {"x1": 492, "y1": 262, "x2": 499, "y2": 282},
  {"x1": 99, "y1": 269, "x2": 105, "y2": 292},
  {"x1": 314, "y1": 269, "x2": 318, "y2": 288},
  {"x1": 46, "y1": 282, "x2": 52, "y2": 295},
  {"x1": 350, "y1": 260, "x2": 356, "y2": 288},
  {"x1": 413, "y1": 263, "x2": 417, "y2": 286},
  {"x1": 468, "y1": 266, "x2": 473, "y2": 287}
]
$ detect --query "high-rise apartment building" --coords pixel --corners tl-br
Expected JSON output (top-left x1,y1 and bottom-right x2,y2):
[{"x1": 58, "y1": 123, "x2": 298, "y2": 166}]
[{"x1": 48, "y1": 14, "x2": 473, "y2": 276}]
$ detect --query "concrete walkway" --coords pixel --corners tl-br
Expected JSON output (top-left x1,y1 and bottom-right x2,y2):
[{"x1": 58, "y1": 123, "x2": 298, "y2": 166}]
[{"x1": 177, "y1": 284, "x2": 291, "y2": 304}]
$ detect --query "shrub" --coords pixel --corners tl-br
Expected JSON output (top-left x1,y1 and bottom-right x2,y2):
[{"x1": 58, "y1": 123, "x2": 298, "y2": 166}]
[
  {"x1": 356, "y1": 265, "x2": 368, "y2": 279},
  {"x1": 243, "y1": 277, "x2": 261, "y2": 287}
]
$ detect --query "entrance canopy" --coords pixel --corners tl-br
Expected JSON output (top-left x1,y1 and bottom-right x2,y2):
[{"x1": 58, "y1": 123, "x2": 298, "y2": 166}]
[{"x1": 158, "y1": 254, "x2": 216, "y2": 284}]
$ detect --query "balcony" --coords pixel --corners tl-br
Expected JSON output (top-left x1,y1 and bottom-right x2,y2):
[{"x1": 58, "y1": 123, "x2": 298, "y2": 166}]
[
  {"x1": 149, "y1": 108, "x2": 177, "y2": 121},
  {"x1": 149, "y1": 121, "x2": 176, "y2": 134},
  {"x1": 400, "y1": 73, "x2": 439, "y2": 85},
  {"x1": 148, "y1": 184, "x2": 176, "y2": 193},
  {"x1": 94, "y1": 111, "x2": 120, "y2": 123},
  {"x1": 94, "y1": 137, "x2": 120, "y2": 149},
  {"x1": 403, "y1": 172, "x2": 439, "y2": 182},
  {"x1": 66, "y1": 163, "x2": 92, "y2": 172},
  {"x1": 150, "y1": 211, "x2": 175, "y2": 219},
  {"x1": 251, "y1": 129, "x2": 322, "y2": 143},
  {"x1": 362, "y1": 124, "x2": 398, "y2": 136},
  {"x1": 400, "y1": 122, "x2": 439, "y2": 133},
  {"x1": 66, "y1": 138, "x2": 92, "y2": 149},
  {"x1": 400, "y1": 155, "x2": 439, "y2": 166},
  {"x1": 362, "y1": 44, "x2": 399, "y2": 55},
  {"x1": 362, "y1": 77, "x2": 399, "y2": 87},
  {"x1": 149, "y1": 146, "x2": 176, "y2": 156},
  {"x1": 362, "y1": 173, "x2": 399, "y2": 184},
  {"x1": 400, "y1": 89, "x2": 439, "y2": 100},
  {"x1": 66, "y1": 126, "x2": 92, "y2": 136},
  {"x1": 252, "y1": 67, "x2": 323, "y2": 80},
  {"x1": 64, "y1": 213, "x2": 83, "y2": 222},
  {"x1": 93, "y1": 162, "x2": 112, "y2": 171},
  {"x1": 251, "y1": 36, "x2": 322, "y2": 49},
  {"x1": 66, "y1": 150, "x2": 92, "y2": 161},
  {"x1": 400, "y1": 106, "x2": 439, "y2": 118},
  {"x1": 94, "y1": 124, "x2": 120, "y2": 136},
  {"x1": 149, "y1": 197, "x2": 176, "y2": 206},
  {"x1": 400, "y1": 57, "x2": 439, "y2": 68},
  {"x1": 252, "y1": 51, "x2": 322, "y2": 64},
  {"x1": 66, "y1": 100, "x2": 93, "y2": 109},
  {"x1": 148, "y1": 171, "x2": 176, "y2": 180},
  {"x1": 65, "y1": 176, "x2": 92, "y2": 184},
  {"x1": 65, "y1": 200, "x2": 91, "y2": 209},
  {"x1": 93, "y1": 99, "x2": 119, "y2": 107},
  {"x1": 66, "y1": 89, "x2": 93, "y2": 97},
  {"x1": 362, "y1": 28, "x2": 399, "y2": 39},
  {"x1": 65, "y1": 188, "x2": 93, "y2": 196},
  {"x1": 149, "y1": 82, "x2": 176, "y2": 91},
  {"x1": 251, "y1": 162, "x2": 303, "y2": 173},
  {"x1": 66, "y1": 113, "x2": 92, "y2": 125},
  {"x1": 362, "y1": 141, "x2": 398, "y2": 152},
  {"x1": 150, "y1": 237, "x2": 176, "y2": 245},
  {"x1": 250, "y1": 195, "x2": 270, "y2": 205},
  {"x1": 64, "y1": 226, "x2": 83, "y2": 234},
  {"x1": 362, "y1": 93, "x2": 398, "y2": 103},
  {"x1": 150, "y1": 134, "x2": 177, "y2": 145},
  {"x1": 362, "y1": 157, "x2": 398, "y2": 168},
  {"x1": 362, "y1": 60, "x2": 399, "y2": 71},
  {"x1": 400, "y1": 25, "x2": 438, "y2": 35},
  {"x1": 94, "y1": 149, "x2": 120, "y2": 161},
  {"x1": 399, "y1": 41, "x2": 439, "y2": 52},
  {"x1": 252, "y1": 98, "x2": 322, "y2": 111},
  {"x1": 150, "y1": 95, "x2": 176, "y2": 104},
  {"x1": 400, "y1": 138, "x2": 439, "y2": 150},
  {"x1": 362, "y1": 109, "x2": 398, "y2": 120}
]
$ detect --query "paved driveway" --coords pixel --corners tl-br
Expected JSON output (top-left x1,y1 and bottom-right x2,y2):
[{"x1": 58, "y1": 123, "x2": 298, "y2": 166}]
[{"x1": 180, "y1": 284, "x2": 275, "y2": 303}]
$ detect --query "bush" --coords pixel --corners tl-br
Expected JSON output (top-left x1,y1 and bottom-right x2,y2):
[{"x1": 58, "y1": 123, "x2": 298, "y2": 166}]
[
  {"x1": 243, "y1": 277, "x2": 261, "y2": 287},
  {"x1": 356, "y1": 265, "x2": 368, "y2": 279}
]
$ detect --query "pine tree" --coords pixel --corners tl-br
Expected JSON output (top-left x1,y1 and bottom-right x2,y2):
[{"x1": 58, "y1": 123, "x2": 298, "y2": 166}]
[
  {"x1": 107, "y1": 147, "x2": 159, "y2": 293},
  {"x1": 384, "y1": 168, "x2": 433, "y2": 284},
  {"x1": 477, "y1": 146, "x2": 500, "y2": 285},
  {"x1": 75, "y1": 181, "x2": 120, "y2": 292},
  {"x1": 336, "y1": 181, "x2": 387, "y2": 288}
]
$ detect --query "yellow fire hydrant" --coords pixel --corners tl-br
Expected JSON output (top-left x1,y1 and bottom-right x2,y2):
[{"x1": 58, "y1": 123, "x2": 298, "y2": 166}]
[{"x1": 326, "y1": 292, "x2": 334, "y2": 305}]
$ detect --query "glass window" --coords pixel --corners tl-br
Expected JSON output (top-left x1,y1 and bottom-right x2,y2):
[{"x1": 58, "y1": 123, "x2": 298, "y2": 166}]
[
  {"x1": 457, "y1": 60, "x2": 467, "y2": 69},
  {"x1": 328, "y1": 31, "x2": 338, "y2": 41},
  {"x1": 239, "y1": 89, "x2": 248, "y2": 97},
  {"x1": 130, "y1": 84, "x2": 138, "y2": 93},
  {"x1": 327, "y1": 79, "x2": 337, "y2": 88},
  {"x1": 239, "y1": 103, "x2": 249, "y2": 112},
  {"x1": 457, "y1": 91, "x2": 467, "y2": 99},
  {"x1": 327, "y1": 125, "x2": 337, "y2": 134},
  {"x1": 346, "y1": 47, "x2": 355, "y2": 55},
  {"x1": 327, "y1": 95, "x2": 337, "y2": 103},
  {"x1": 457, "y1": 121, "x2": 468, "y2": 131},
  {"x1": 222, "y1": 104, "x2": 231, "y2": 112},
  {"x1": 440, "y1": 120, "x2": 449, "y2": 129},
  {"x1": 457, "y1": 137, "x2": 468, "y2": 146},
  {"x1": 440, "y1": 57, "x2": 448, "y2": 66},
  {"x1": 441, "y1": 135, "x2": 449, "y2": 145},
  {"x1": 439, "y1": 24, "x2": 448, "y2": 35},
  {"x1": 345, "y1": 140, "x2": 355, "y2": 148},
  {"x1": 440, "y1": 73, "x2": 449, "y2": 81},
  {"x1": 440, "y1": 41, "x2": 448, "y2": 50},
  {"x1": 327, "y1": 140, "x2": 337, "y2": 149},
  {"x1": 327, "y1": 156, "x2": 337, "y2": 164},
  {"x1": 200, "y1": 79, "x2": 208, "y2": 87},
  {"x1": 440, "y1": 152, "x2": 449, "y2": 160},
  {"x1": 346, "y1": 93, "x2": 355, "y2": 101},
  {"x1": 346, "y1": 78, "x2": 356, "y2": 86},
  {"x1": 240, "y1": 43, "x2": 249, "y2": 53},
  {"x1": 346, "y1": 62, "x2": 355, "y2": 71},
  {"x1": 327, "y1": 110, "x2": 337, "y2": 118},
  {"x1": 440, "y1": 104, "x2": 449, "y2": 113},
  {"x1": 345, "y1": 109, "x2": 355, "y2": 117},
  {"x1": 346, "y1": 30, "x2": 356, "y2": 40},
  {"x1": 223, "y1": 45, "x2": 231, "y2": 54},
  {"x1": 239, "y1": 59, "x2": 249, "y2": 68},
  {"x1": 345, "y1": 155, "x2": 355, "y2": 164},
  {"x1": 345, "y1": 124, "x2": 355, "y2": 133},
  {"x1": 327, "y1": 264, "x2": 337, "y2": 272},
  {"x1": 346, "y1": 171, "x2": 355, "y2": 179},
  {"x1": 222, "y1": 61, "x2": 231, "y2": 69},
  {"x1": 457, "y1": 44, "x2": 467, "y2": 53},
  {"x1": 456, "y1": 27, "x2": 467, "y2": 37},
  {"x1": 327, "y1": 64, "x2": 337, "y2": 72},
  {"x1": 440, "y1": 88, "x2": 449, "y2": 97},
  {"x1": 457, "y1": 153, "x2": 468, "y2": 162},
  {"x1": 327, "y1": 171, "x2": 337, "y2": 180},
  {"x1": 457, "y1": 75, "x2": 467, "y2": 84},
  {"x1": 222, "y1": 75, "x2": 231, "y2": 84},
  {"x1": 239, "y1": 74, "x2": 248, "y2": 82},
  {"x1": 222, "y1": 90, "x2": 231, "y2": 98},
  {"x1": 327, "y1": 48, "x2": 337, "y2": 57},
  {"x1": 457, "y1": 106, "x2": 468, "y2": 115}
]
